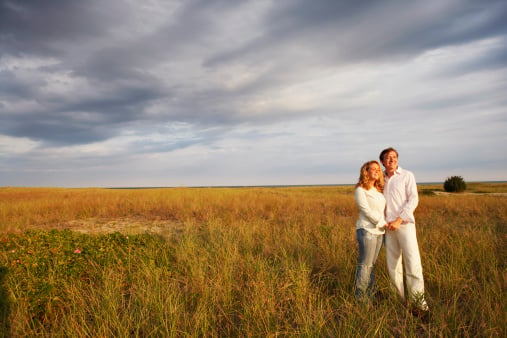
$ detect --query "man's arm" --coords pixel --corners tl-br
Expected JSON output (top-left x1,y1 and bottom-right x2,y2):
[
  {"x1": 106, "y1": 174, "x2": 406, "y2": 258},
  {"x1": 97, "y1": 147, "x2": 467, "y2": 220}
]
[
  {"x1": 400, "y1": 171, "x2": 419, "y2": 222},
  {"x1": 387, "y1": 171, "x2": 418, "y2": 231}
]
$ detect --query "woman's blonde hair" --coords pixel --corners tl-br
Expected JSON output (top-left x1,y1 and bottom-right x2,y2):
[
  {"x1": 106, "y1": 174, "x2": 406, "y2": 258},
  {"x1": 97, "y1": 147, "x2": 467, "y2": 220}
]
[{"x1": 357, "y1": 160, "x2": 384, "y2": 192}]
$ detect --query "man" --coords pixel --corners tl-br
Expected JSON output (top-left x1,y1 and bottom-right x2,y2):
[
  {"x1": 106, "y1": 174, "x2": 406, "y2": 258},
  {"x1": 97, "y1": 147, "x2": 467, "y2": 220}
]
[{"x1": 379, "y1": 147, "x2": 429, "y2": 314}]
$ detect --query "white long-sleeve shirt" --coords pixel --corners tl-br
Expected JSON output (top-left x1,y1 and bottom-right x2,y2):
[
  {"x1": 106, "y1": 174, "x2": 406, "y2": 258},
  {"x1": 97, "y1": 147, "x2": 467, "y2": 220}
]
[
  {"x1": 383, "y1": 166, "x2": 419, "y2": 224},
  {"x1": 354, "y1": 186, "x2": 386, "y2": 235}
]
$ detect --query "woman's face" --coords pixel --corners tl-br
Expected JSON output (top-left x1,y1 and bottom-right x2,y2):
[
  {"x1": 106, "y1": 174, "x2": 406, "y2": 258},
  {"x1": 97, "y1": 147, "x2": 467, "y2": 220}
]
[{"x1": 367, "y1": 163, "x2": 381, "y2": 182}]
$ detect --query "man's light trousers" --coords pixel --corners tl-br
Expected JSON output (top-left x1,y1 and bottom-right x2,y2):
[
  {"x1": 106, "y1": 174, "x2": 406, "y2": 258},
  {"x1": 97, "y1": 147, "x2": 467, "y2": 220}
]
[{"x1": 385, "y1": 222, "x2": 426, "y2": 302}]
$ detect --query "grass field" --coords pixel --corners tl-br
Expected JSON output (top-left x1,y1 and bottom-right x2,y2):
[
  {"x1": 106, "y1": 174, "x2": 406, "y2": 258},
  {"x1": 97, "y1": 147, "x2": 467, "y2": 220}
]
[{"x1": 0, "y1": 184, "x2": 506, "y2": 336}]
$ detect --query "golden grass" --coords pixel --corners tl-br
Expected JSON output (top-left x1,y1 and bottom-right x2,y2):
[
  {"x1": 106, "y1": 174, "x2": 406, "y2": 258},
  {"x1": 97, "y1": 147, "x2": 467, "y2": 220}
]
[{"x1": 0, "y1": 184, "x2": 505, "y2": 336}]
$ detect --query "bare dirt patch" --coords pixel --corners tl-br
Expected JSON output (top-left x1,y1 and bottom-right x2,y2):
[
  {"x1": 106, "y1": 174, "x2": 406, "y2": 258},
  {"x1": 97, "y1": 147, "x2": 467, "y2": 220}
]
[{"x1": 33, "y1": 217, "x2": 184, "y2": 236}]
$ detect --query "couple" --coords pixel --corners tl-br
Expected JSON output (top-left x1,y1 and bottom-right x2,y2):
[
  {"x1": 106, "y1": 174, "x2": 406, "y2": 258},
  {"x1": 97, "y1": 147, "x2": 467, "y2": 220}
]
[{"x1": 353, "y1": 147, "x2": 429, "y2": 313}]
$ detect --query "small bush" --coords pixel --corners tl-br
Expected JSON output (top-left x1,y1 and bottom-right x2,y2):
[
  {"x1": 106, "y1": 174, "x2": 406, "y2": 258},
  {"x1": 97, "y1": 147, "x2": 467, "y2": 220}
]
[{"x1": 444, "y1": 176, "x2": 467, "y2": 193}]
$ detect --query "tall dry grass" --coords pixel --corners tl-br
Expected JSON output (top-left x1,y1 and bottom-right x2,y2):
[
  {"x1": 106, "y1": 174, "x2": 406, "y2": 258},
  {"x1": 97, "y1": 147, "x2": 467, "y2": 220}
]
[{"x1": 0, "y1": 185, "x2": 505, "y2": 336}]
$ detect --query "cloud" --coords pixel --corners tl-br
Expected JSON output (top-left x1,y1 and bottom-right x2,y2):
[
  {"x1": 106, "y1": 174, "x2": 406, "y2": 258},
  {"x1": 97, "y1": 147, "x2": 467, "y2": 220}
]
[
  {"x1": 0, "y1": 0, "x2": 506, "y2": 186},
  {"x1": 206, "y1": 0, "x2": 507, "y2": 65},
  {"x1": 0, "y1": 0, "x2": 124, "y2": 56}
]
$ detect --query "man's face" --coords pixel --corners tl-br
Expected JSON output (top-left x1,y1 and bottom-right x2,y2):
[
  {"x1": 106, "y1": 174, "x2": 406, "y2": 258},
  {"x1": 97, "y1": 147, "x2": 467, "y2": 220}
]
[{"x1": 382, "y1": 151, "x2": 398, "y2": 172}]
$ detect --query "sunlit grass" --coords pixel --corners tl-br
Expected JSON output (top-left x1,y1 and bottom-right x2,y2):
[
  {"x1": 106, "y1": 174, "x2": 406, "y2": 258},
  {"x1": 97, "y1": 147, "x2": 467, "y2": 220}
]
[
  {"x1": 0, "y1": 185, "x2": 505, "y2": 336},
  {"x1": 419, "y1": 181, "x2": 507, "y2": 193}
]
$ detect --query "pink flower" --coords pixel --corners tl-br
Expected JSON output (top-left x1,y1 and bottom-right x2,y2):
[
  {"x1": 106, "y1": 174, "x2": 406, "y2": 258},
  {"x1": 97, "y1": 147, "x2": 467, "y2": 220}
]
[{"x1": 73, "y1": 249, "x2": 82, "y2": 254}]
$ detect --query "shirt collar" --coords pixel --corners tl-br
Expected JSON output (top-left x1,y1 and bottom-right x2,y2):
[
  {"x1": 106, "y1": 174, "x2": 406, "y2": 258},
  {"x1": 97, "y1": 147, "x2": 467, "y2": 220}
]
[{"x1": 385, "y1": 166, "x2": 403, "y2": 178}]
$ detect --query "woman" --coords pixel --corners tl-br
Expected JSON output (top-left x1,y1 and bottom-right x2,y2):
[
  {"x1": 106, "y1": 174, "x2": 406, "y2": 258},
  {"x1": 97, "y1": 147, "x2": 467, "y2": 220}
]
[{"x1": 354, "y1": 160, "x2": 386, "y2": 301}]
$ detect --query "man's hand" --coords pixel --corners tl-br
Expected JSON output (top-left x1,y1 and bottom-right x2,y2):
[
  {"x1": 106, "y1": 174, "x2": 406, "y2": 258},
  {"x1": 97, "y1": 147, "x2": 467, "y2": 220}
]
[{"x1": 387, "y1": 217, "x2": 403, "y2": 231}]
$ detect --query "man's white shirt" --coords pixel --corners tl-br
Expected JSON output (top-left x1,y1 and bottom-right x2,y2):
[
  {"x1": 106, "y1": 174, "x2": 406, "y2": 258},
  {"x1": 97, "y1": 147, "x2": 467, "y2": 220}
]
[{"x1": 383, "y1": 166, "x2": 418, "y2": 224}]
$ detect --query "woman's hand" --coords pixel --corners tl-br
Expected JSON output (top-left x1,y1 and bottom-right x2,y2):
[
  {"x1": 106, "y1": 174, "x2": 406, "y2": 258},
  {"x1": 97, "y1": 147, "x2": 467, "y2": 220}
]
[{"x1": 387, "y1": 217, "x2": 402, "y2": 231}]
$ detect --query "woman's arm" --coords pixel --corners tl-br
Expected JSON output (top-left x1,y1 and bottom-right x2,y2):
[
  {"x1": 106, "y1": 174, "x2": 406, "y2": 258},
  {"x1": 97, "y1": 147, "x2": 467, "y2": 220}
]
[{"x1": 354, "y1": 187, "x2": 386, "y2": 227}]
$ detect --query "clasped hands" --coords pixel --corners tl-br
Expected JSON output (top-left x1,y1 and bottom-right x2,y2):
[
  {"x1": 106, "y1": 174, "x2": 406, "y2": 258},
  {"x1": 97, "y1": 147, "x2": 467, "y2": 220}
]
[{"x1": 384, "y1": 217, "x2": 403, "y2": 231}]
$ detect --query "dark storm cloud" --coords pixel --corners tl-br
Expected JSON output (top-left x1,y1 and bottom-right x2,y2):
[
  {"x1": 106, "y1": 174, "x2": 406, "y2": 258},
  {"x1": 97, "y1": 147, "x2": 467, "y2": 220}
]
[
  {"x1": 0, "y1": 0, "x2": 121, "y2": 56},
  {"x1": 6, "y1": 118, "x2": 111, "y2": 145},
  {"x1": 0, "y1": 69, "x2": 37, "y2": 98},
  {"x1": 0, "y1": 61, "x2": 166, "y2": 144},
  {"x1": 0, "y1": 0, "x2": 256, "y2": 146},
  {"x1": 207, "y1": 0, "x2": 507, "y2": 66},
  {"x1": 0, "y1": 0, "x2": 165, "y2": 144},
  {"x1": 1, "y1": 0, "x2": 506, "y2": 153}
]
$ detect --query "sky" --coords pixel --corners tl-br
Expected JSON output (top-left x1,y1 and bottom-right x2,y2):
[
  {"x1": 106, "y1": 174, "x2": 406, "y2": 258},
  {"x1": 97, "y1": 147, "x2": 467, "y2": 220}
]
[{"x1": 1, "y1": 0, "x2": 506, "y2": 187}]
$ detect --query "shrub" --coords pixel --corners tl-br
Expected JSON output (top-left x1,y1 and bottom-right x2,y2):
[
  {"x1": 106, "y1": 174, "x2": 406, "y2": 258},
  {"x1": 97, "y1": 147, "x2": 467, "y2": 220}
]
[{"x1": 444, "y1": 176, "x2": 467, "y2": 193}]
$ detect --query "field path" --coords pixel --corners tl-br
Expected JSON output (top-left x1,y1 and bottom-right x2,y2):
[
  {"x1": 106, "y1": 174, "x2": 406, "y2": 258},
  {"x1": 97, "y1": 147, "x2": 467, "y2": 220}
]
[{"x1": 34, "y1": 217, "x2": 183, "y2": 235}]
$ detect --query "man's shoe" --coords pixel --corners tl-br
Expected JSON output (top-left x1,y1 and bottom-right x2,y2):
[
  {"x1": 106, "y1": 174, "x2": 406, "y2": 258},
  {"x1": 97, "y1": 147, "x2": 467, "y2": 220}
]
[{"x1": 411, "y1": 306, "x2": 430, "y2": 322}]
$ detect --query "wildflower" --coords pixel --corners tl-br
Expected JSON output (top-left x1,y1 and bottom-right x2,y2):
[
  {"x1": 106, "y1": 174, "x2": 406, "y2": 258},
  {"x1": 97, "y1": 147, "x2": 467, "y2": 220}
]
[{"x1": 73, "y1": 248, "x2": 82, "y2": 254}]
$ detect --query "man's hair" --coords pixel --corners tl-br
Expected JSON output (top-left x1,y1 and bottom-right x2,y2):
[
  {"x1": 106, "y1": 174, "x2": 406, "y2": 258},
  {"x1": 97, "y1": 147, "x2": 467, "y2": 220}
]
[{"x1": 379, "y1": 147, "x2": 398, "y2": 162}]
